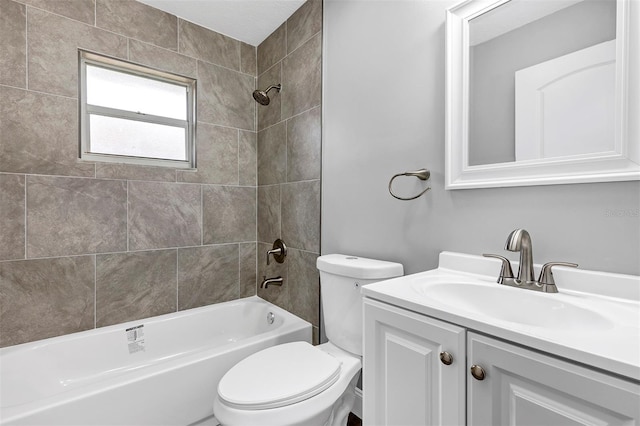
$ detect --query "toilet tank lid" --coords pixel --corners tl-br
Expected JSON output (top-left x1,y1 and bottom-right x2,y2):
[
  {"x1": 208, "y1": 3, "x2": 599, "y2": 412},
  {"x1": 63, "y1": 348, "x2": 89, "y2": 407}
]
[{"x1": 317, "y1": 254, "x2": 404, "y2": 279}]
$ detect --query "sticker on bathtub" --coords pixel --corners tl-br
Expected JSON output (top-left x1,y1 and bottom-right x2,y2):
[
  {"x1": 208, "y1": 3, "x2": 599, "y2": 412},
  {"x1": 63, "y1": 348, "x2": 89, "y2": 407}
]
[{"x1": 126, "y1": 325, "x2": 145, "y2": 354}]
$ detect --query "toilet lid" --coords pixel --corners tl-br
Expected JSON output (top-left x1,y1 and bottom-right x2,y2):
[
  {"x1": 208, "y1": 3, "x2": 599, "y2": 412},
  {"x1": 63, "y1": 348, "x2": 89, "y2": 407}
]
[{"x1": 218, "y1": 341, "x2": 341, "y2": 410}]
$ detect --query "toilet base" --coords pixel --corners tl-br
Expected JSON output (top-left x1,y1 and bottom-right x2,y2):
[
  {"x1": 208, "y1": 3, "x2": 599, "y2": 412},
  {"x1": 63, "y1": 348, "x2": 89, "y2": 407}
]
[{"x1": 322, "y1": 376, "x2": 358, "y2": 426}]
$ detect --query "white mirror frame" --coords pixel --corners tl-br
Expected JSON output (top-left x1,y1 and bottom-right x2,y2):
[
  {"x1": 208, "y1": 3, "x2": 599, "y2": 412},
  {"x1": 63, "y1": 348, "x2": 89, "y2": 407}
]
[{"x1": 445, "y1": 0, "x2": 640, "y2": 189}]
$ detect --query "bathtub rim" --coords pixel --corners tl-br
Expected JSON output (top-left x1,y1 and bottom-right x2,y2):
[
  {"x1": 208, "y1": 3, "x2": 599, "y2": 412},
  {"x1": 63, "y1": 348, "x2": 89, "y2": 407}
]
[{"x1": 0, "y1": 296, "x2": 303, "y2": 355}]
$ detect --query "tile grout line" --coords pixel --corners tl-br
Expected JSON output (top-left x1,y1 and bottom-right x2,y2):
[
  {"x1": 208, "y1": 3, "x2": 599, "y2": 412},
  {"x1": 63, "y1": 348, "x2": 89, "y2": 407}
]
[
  {"x1": 0, "y1": 83, "x2": 78, "y2": 101},
  {"x1": 238, "y1": 38, "x2": 242, "y2": 74},
  {"x1": 254, "y1": 240, "x2": 258, "y2": 296},
  {"x1": 25, "y1": 6, "x2": 28, "y2": 90},
  {"x1": 0, "y1": 170, "x2": 261, "y2": 186},
  {"x1": 94, "y1": 254, "x2": 97, "y2": 329},
  {"x1": 254, "y1": 89, "x2": 259, "y2": 292},
  {"x1": 278, "y1": 184, "x2": 282, "y2": 240},
  {"x1": 196, "y1": 53, "x2": 255, "y2": 77},
  {"x1": 24, "y1": 174, "x2": 28, "y2": 259},
  {"x1": 126, "y1": 181, "x2": 129, "y2": 252},
  {"x1": 280, "y1": 62, "x2": 284, "y2": 128},
  {"x1": 284, "y1": 117, "x2": 288, "y2": 183},
  {"x1": 258, "y1": 104, "x2": 320, "y2": 134},
  {"x1": 176, "y1": 249, "x2": 179, "y2": 312},
  {"x1": 176, "y1": 18, "x2": 180, "y2": 54},
  {"x1": 0, "y1": 242, "x2": 258, "y2": 265}
]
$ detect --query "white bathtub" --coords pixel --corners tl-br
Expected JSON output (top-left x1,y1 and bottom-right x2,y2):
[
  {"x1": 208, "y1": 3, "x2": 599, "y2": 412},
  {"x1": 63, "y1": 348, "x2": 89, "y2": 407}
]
[{"x1": 0, "y1": 296, "x2": 311, "y2": 426}]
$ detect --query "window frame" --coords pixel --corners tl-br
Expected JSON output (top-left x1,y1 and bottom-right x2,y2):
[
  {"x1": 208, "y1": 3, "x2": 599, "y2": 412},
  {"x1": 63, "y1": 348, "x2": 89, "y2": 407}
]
[{"x1": 79, "y1": 50, "x2": 197, "y2": 169}]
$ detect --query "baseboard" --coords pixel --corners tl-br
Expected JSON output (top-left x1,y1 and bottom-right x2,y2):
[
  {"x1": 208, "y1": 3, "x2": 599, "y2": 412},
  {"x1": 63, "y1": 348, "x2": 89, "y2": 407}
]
[{"x1": 352, "y1": 387, "x2": 363, "y2": 419}]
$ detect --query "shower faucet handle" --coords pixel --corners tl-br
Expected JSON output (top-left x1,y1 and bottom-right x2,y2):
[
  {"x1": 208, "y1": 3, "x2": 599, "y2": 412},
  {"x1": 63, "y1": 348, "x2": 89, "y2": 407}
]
[{"x1": 266, "y1": 239, "x2": 287, "y2": 266}]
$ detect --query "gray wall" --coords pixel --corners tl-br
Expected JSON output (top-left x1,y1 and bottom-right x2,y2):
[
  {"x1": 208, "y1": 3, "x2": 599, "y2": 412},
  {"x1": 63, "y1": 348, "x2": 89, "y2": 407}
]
[
  {"x1": 0, "y1": 0, "x2": 262, "y2": 348},
  {"x1": 255, "y1": 0, "x2": 323, "y2": 343},
  {"x1": 322, "y1": 0, "x2": 640, "y2": 277},
  {"x1": 0, "y1": 0, "x2": 323, "y2": 349},
  {"x1": 469, "y1": 0, "x2": 616, "y2": 165}
]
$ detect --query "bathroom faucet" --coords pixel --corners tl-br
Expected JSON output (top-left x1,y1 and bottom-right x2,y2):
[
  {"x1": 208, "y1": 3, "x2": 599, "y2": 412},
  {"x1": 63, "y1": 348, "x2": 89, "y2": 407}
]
[
  {"x1": 260, "y1": 276, "x2": 283, "y2": 289},
  {"x1": 504, "y1": 228, "x2": 535, "y2": 284},
  {"x1": 484, "y1": 229, "x2": 578, "y2": 293}
]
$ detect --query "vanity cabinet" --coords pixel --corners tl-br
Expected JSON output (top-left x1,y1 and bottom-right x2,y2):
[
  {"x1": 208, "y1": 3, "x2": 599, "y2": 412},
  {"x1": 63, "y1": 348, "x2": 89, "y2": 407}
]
[
  {"x1": 362, "y1": 298, "x2": 465, "y2": 426},
  {"x1": 363, "y1": 298, "x2": 640, "y2": 426}
]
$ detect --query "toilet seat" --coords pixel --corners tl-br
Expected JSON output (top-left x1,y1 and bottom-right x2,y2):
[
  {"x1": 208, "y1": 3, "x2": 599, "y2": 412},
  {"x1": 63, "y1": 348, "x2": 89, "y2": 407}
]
[{"x1": 218, "y1": 342, "x2": 341, "y2": 410}]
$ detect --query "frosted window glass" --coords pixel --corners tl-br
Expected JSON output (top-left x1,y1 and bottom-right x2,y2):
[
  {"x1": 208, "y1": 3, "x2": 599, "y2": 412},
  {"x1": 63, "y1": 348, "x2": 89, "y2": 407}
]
[
  {"x1": 86, "y1": 65, "x2": 187, "y2": 120},
  {"x1": 90, "y1": 115, "x2": 186, "y2": 161}
]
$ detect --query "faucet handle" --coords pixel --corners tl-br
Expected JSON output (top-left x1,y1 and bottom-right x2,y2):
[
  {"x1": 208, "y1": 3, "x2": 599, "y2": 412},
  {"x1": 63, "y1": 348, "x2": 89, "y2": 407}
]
[
  {"x1": 538, "y1": 262, "x2": 578, "y2": 286},
  {"x1": 266, "y1": 239, "x2": 287, "y2": 266},
  {"x1": 483, "y1": 254, "x2": 515, "y2": 284}
]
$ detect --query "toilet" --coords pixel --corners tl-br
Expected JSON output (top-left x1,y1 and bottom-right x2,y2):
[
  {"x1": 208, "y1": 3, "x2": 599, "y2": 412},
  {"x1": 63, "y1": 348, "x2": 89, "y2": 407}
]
[{"x1": 213, "y1": 254, "x2": 404, "y2": 426}]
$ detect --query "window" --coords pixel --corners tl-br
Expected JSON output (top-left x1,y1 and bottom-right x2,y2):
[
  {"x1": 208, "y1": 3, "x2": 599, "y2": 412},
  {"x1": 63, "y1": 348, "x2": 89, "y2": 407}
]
[{"x1": 79, "y1": 51, "x2": 196, "y2": 168}]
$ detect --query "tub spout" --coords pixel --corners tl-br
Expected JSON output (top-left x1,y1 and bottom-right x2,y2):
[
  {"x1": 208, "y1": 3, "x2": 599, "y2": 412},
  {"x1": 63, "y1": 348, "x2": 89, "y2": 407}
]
[{"x1": 260, "y1": 276, "x2": 283, "y2": 289}]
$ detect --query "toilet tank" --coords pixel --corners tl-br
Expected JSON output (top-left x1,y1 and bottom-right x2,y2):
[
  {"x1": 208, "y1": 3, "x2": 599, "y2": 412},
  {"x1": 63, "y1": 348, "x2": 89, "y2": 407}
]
[{"x1": 316, "y1": 254, "x2": 403, "y2": 356}]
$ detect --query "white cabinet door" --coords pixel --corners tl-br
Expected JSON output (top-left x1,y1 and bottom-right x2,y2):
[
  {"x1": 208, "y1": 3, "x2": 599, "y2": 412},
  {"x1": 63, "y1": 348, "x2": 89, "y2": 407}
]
[
  {"x1": 363, "y1": 298, "x2": 465, "y2": 426},
  {"x1": 468, "y1": 332, "x2": 640, "y2": 426}
]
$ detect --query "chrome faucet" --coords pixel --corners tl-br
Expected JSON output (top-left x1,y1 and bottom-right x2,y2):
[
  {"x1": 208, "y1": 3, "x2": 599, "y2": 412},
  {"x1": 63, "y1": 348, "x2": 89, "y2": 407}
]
[
  {"x1": 260, "y1": 276, "x2": 283, "y2": 289},
  {"x1": 484, "y1": 229, "x2": 578, "y2": 293}
]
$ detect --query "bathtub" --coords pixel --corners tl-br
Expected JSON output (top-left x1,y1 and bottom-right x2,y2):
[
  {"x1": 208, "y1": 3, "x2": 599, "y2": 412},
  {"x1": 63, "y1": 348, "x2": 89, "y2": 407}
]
[{"x1": 0, "y1": 296, "x2": 311, "y2": 426}]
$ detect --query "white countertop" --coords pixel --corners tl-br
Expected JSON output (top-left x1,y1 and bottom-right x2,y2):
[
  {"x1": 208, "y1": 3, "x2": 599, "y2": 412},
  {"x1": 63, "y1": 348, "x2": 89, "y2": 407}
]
[{"x1": 362, "y1": 252, "x2": 640, "y2": 381}]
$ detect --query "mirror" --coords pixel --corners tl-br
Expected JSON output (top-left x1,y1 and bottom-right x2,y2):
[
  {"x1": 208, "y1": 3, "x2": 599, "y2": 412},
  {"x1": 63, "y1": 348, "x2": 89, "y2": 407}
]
[{"x1": 445, "y1": 0, "x2": 639, "y2": 189}]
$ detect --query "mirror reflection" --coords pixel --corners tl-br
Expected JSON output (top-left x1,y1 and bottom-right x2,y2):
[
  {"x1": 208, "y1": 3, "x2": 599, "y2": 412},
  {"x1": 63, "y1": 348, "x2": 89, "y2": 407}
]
[{"x1": 468, "y1": 0, "x2": 617, "y2": 166}]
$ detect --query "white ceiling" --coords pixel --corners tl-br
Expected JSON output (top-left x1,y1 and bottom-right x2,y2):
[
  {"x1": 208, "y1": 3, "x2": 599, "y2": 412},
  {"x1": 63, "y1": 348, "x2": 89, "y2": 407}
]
[{"x1": 139, "y1": 0, "x2": 306, "y2": 46}]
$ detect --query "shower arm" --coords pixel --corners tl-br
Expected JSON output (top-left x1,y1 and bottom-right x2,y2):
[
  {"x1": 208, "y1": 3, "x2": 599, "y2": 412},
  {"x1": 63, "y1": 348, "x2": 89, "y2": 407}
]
[{"x1": 264, "y1": 84, "x2": 281, "y2": 94}]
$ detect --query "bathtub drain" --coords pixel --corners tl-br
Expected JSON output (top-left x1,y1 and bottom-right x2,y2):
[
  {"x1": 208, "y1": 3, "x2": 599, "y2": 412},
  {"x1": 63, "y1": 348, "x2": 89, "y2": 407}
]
[{"x1": 267, "y1": 312, "x2": 275, "y2": 325}]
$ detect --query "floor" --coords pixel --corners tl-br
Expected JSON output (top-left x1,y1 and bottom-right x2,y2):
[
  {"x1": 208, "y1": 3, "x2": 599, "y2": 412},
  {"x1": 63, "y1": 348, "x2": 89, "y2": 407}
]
[{"x1": 347, "y1": 412, "x2": 362, "y2": 426}]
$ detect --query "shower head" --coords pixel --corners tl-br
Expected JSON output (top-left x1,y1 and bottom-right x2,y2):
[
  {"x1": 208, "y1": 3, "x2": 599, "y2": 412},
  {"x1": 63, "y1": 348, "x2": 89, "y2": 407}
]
[{"x1": 252, "y1": 84, "x2": 281, "y2": 106}]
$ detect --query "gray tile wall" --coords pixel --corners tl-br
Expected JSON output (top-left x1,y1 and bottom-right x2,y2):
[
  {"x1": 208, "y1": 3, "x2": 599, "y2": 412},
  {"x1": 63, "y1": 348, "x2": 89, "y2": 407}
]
[
  {"x1": 0, "y1": 0, "x2": 259, "y2": 348},
  {"x1": 0, "y1": 0, "x2": 322, "y2": 349},
  {"x1": 255, "y1": 0, "x2": 322, "y2": 342}
]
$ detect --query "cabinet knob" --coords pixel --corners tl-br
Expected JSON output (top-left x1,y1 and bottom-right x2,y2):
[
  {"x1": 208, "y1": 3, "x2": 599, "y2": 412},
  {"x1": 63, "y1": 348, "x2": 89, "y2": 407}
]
[
  {"x1": 439, "y1": 351, "x2": 453, "y2": 365},
  {"x1": 470, "y1": 364, "x2": 486, "y2": 380}
]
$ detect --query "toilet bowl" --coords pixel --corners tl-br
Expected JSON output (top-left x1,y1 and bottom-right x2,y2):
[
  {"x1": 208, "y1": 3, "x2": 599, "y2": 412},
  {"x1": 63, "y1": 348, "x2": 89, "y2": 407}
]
[
  {"x1": 213, "y1": 254, "x2": 403, "y2": 426},
  {"x1": 213, "y1": 342, "x2": 360, "y2": 426}
]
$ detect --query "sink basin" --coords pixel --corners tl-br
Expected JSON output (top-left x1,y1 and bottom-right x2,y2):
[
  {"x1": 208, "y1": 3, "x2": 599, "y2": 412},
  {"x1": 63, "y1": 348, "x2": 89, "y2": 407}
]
[{"x1": 411, "y1": 281, "x2": 614, "y2": 330}]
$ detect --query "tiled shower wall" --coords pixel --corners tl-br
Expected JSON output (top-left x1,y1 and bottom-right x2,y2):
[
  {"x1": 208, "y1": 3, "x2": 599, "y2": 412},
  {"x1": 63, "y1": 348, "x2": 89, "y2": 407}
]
[
  {"x1": 0, "y1": 0, "x2": 263, "y2": 347},
  {"x1": 255, "y1": 0, "x2": 323, "y2": 341},
  {"x1": 0, "y1": 0, "x2": 323, "y2": 349}
]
